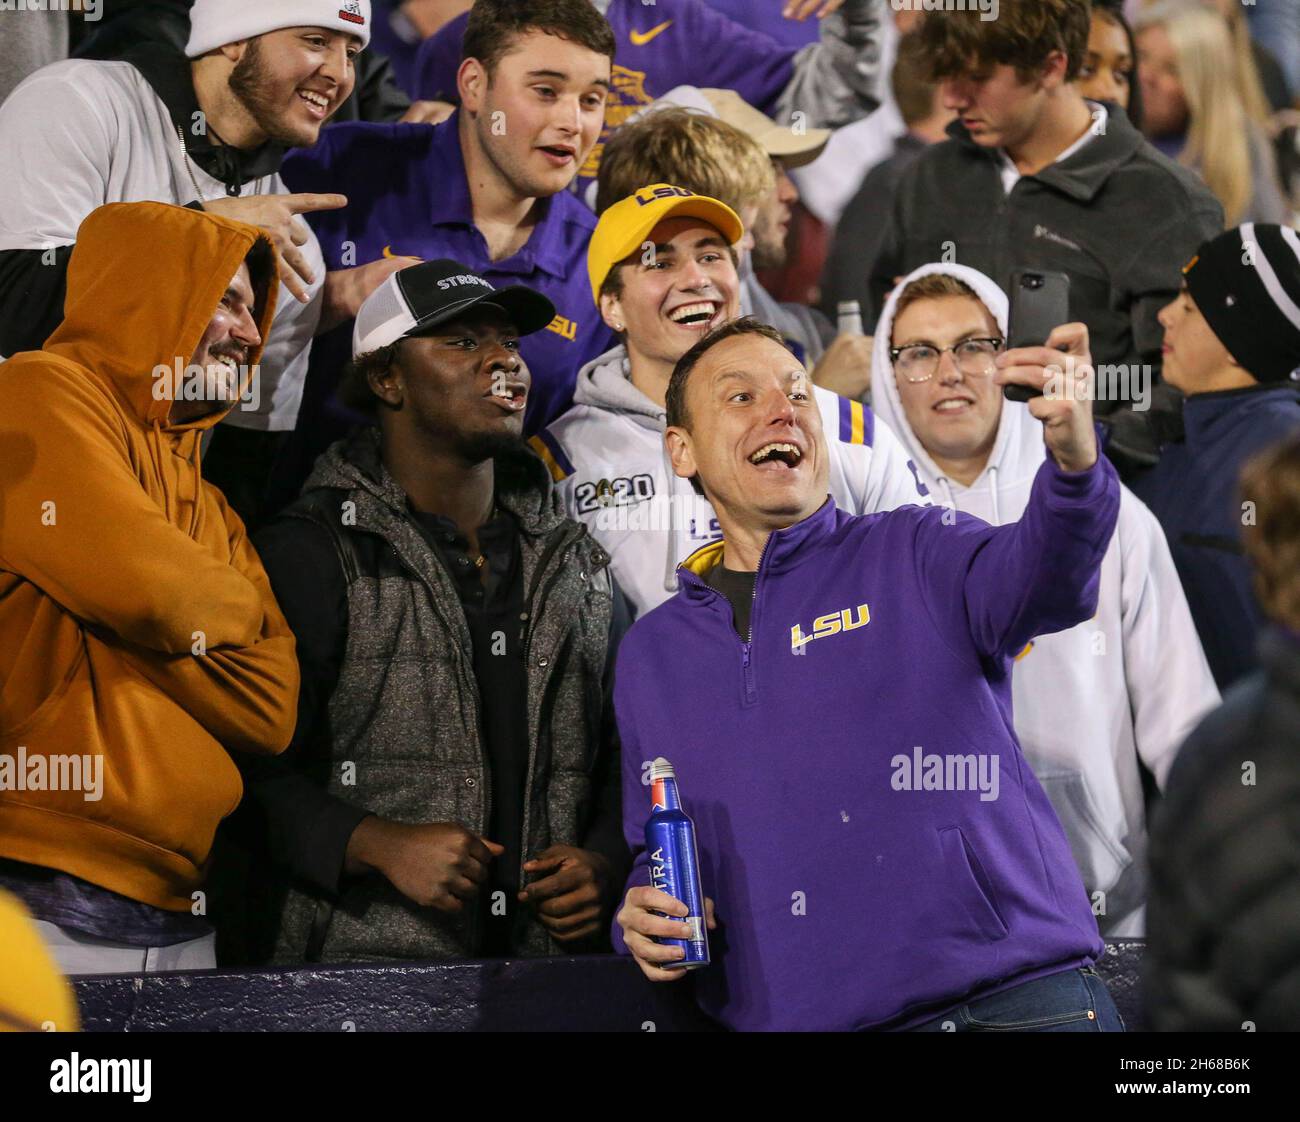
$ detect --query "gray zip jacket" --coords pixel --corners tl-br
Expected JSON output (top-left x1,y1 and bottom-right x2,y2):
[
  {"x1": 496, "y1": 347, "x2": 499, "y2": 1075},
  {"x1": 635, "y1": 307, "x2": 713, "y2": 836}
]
[{"x1": 256, "y1": 428, "x2": 624, "y2": 963}]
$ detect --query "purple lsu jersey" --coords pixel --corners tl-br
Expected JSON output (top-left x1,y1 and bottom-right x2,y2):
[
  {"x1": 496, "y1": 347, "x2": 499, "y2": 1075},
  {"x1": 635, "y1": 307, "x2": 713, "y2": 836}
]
[{"x1": 281, "y1": 113, "x2": 615, "y2": 434}]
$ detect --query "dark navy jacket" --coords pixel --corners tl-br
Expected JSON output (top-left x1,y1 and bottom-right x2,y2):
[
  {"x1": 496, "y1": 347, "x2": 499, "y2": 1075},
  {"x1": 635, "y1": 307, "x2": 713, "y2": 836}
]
[{"x1": 1131, "y1": 384, "x2": 1300, "y2": 689}]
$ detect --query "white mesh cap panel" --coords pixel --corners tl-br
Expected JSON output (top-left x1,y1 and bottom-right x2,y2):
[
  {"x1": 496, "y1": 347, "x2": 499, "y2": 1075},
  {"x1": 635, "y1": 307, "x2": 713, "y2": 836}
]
[{"x1": 352, "y1": 273, "x2": 416, "y2": 357}]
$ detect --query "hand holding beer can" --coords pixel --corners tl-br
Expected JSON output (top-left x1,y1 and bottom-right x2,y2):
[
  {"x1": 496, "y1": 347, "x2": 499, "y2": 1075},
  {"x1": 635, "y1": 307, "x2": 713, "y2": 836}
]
[{"x1": 645, "y1": 757, "x2": 710, "y2": 968}]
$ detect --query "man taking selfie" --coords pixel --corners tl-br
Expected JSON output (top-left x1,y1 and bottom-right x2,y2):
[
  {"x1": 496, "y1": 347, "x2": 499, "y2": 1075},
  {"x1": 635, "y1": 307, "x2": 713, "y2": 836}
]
[{"x1": 613, "y1": 314, "x2": 1125, "y2": 1031}]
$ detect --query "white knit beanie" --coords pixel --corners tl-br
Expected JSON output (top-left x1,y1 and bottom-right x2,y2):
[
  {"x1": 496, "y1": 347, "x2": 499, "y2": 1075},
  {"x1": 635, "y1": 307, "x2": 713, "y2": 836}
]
[{"x1": 186, "y1": 0, "x2": 372, "y2": 58}]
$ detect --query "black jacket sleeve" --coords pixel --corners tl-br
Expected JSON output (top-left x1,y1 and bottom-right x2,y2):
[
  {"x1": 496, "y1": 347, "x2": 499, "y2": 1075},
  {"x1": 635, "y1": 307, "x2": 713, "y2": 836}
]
[
  {"x1": 240, "y1": 514, "x2": 369, "y2": 897},
  {"x1": 820, "y1": 143, "x2": 923, "y2": 321},
  {"x1": 580, "y1": 578, "x2": 634, "y2": 881},
  {"x1": 865, "y1": 169, "x2": 909, "y2": 326},
  {"x1": 1144, "y1": 631, "x2": 1300, "y2": 1030},
  {"x1": 0, "y1": 248, "x2": 72, "y2": 357},
  {"x1": 352, "y1": 49, "x2": 411, "y2": 123}
]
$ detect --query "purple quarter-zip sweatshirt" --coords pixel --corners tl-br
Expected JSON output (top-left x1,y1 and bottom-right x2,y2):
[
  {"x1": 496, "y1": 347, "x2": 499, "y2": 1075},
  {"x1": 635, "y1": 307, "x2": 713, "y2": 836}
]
[{"x1": 612, "y1": 454, "x2": 1121, "y2": 1031}]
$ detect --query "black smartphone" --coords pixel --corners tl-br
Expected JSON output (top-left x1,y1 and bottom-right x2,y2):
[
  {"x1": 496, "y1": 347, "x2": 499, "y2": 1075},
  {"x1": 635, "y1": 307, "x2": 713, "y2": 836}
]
[{"x1": 1004, "y1": 269, "x2": 1071, "y2": 402}]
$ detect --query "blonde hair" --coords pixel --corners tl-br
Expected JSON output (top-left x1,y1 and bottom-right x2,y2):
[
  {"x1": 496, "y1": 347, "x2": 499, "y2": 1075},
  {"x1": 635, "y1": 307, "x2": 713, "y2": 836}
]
[
  {"x1": 1139, "y1": 0, "x2": 1272, "y2": 124},
  {"x1": 1215, "y1": 0, "x2": 1273, "y2": 125},
  {"x1": 595, "y1": 107, "x2": 775, "y2": 218},
  {"x1": 1137, "y1": 4, "x2": 1255, "y2": 225},
  {"x1": 893, "y1": 273, "x2": 982, "y2": 328}
]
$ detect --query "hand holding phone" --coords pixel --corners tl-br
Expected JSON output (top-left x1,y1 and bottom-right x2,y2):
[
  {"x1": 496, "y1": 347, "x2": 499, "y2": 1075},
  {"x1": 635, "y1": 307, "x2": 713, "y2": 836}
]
[
  {"x1": 1003, "y1": 269, "x2": 1071, "y2": 402},
  {"x1": 997, "y1": 320, "x2": 1101, "y2": 473}
]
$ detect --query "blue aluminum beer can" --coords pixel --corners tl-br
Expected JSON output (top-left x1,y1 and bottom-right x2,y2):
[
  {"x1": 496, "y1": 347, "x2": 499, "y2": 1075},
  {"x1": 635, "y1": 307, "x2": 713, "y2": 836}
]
[{"x1": 645, "y1": 757, "x2": 709, "y2": 968}]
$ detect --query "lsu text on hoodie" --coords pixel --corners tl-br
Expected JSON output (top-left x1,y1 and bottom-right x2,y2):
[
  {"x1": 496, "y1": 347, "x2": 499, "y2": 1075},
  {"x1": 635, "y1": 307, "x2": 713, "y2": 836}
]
[
  {"x1": 871, "y1": 263, "x2": 1220, "y2": 936},
  {"x1": 531, "y1": 343, "x2": 930, "y2": 618},
  {"x1": 0, "y1": 202, "x2": 300, "y2": 911}
]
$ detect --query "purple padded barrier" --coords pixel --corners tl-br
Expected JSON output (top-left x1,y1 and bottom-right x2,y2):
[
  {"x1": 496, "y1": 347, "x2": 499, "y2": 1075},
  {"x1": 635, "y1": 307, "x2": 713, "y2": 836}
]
[{"x1": 71, "y1": 945, "x2": 1145, "y2": 1032}]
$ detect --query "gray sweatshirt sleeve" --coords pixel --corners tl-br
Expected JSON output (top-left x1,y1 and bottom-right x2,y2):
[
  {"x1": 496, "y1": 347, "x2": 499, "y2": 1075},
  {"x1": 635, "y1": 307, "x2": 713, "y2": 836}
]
[{"x1": 771, "y1": 0, "x2": 885, "y2": 131}]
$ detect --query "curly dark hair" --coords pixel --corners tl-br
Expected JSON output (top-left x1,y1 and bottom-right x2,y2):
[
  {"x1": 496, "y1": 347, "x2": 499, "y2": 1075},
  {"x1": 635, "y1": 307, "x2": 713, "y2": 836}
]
[
  {"x1": 462, "y1": 0, "x2": 617, "y2": 76},
  {"x1": 916, "y1": 0, "x2": 1091, "y2": 84},
  {"x1": 338, "y1": 342, "x2": 400, "y2": 416}
]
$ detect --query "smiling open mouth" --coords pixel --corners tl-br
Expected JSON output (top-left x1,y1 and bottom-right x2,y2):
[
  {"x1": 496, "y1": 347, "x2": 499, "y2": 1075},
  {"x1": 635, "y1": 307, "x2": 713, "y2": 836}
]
[
  {"x1": 933, "y1": 398, "x2": 975, "y2": 413},
  {"x1": 748, "y1": 442, "x2": 803, "y2": 467},
  {"x1": 667, "y1": 301, "x2": 720, "y2": 328},
  {"x1": 298, "y1": 89, "x2": 331, "y2": 117},
  {"x1": 208, "y1": 349, "x2": 247, "y2": 381}
]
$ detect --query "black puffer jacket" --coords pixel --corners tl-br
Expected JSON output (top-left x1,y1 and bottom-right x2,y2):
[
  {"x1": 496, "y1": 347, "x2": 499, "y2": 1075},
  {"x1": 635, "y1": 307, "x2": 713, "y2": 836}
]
[{"x1": 1145, "y1": 628, "x2": 1300, "y2": 1031}]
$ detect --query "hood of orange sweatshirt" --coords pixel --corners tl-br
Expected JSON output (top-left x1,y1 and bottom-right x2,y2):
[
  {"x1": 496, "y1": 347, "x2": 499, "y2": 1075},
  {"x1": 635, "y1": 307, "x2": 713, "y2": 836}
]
[
  {"x1": 43, "y1": 200, "x2": 277, "y2": 435},
  {"x1": 35, "y1": 201, "x2": 278, "y2": 534}
]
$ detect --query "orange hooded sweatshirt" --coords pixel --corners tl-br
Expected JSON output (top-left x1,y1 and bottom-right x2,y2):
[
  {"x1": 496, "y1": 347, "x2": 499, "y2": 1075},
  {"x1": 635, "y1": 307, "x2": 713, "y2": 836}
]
[{"x1": 0, "y1": 202, "x2": 299, "y2": 911}]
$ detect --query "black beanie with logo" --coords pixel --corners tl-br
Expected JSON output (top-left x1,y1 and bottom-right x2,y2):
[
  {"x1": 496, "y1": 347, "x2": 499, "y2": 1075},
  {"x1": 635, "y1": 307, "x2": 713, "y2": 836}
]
[{"x1": 1183, "y1": 223, "x2": 1300, "y2": 386}]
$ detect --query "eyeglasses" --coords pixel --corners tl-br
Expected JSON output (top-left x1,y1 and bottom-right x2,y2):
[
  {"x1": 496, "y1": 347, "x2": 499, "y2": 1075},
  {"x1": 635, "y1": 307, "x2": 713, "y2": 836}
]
[{"x1": 889, "y1": 337, "x2": 1005, "y2": 383}]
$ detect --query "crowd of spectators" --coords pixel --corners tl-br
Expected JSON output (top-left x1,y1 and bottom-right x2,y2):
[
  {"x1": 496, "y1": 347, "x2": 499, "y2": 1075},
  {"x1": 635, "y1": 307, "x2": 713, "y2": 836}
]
[{"x1": 1, "y1": 0, "x2": 1298, "y2": 1033}]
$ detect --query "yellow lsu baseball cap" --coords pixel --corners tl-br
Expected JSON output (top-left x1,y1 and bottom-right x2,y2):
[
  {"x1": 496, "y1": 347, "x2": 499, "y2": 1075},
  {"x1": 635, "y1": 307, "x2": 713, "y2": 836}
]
[{"x1": 587, "y1": 184, "x2": 745, "y2": 306}]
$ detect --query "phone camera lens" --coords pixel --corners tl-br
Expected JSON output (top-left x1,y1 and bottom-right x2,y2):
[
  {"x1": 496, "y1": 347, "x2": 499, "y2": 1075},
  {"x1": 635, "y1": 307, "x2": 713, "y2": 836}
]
[{"x1": 1024, "y1": 275, "x2": 1044, "y2": 290}]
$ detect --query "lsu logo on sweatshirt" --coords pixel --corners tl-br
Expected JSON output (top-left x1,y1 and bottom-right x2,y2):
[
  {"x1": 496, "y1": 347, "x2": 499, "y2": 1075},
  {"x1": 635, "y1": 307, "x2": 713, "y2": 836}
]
[{"x1": 790, "y1": 604, "x2": 871, "y2": 653}]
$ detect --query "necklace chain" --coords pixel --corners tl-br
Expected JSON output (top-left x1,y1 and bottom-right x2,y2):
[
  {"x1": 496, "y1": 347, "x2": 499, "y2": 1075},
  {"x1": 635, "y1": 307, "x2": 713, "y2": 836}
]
[
  {"x1": 176, "y1": 125, "x2": 265, "y2": 204},
  {"x1": 177, "y1": 126, "x2": 209, "y2": 204},
  {"x1": 469, "y1": 501, "x2": 497, "y2": 570}
]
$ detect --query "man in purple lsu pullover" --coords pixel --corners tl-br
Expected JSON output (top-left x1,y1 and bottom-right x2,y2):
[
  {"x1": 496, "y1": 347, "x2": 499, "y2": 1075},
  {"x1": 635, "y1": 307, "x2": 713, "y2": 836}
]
[{"x1": 613, "y1": 316, "x2": 1125, "y2": 1032}]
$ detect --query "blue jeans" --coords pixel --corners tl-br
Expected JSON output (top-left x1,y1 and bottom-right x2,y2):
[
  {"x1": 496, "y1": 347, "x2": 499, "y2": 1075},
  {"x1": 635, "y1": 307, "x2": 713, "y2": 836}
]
[{"x1": 909, "y1": 967, "x2": 1125, "y2": 1032}]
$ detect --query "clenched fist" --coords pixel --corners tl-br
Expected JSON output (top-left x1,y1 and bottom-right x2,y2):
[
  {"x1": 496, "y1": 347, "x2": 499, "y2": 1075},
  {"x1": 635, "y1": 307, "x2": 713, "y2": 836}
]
[
  {"x1": 346, "y1": 817, "x2": 504, "y2": 913},
  {"x1": 519, "y1": 845, "x2": 616, "y2": 943}
]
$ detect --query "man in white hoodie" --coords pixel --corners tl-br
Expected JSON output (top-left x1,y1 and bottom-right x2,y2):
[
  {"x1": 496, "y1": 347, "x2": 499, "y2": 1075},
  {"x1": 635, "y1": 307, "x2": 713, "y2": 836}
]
[
  {"x1": 531, "y1": 185, "x2": 928, "y2": 618},
  {"x1": 870, "y1": 262, "x2": 1220, "y2": 936}
]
